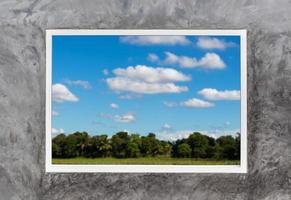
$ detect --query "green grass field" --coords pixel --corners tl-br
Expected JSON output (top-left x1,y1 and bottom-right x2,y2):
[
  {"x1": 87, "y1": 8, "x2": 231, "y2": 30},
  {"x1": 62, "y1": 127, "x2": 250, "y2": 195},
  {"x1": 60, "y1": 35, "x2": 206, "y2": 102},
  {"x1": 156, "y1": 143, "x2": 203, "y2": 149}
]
[{"x1": 52, "y1": 157, "x2": 240, "y2": 165}]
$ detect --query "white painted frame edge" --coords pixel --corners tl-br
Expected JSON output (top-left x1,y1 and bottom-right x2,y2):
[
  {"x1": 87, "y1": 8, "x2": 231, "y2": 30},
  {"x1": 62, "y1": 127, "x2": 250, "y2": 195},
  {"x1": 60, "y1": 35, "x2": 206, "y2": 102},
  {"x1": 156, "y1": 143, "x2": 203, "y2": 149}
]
[{"x1": 46, "y1": 29, "x2": 247, "y2": 173}]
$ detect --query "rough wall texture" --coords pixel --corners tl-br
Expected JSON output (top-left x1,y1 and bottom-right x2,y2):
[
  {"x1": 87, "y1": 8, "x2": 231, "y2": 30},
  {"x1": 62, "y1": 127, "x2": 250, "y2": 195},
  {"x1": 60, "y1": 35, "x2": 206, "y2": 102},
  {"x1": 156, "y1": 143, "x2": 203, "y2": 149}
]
[{"x1": 0, "y1": 0, "x2": 291, "y2": 199}]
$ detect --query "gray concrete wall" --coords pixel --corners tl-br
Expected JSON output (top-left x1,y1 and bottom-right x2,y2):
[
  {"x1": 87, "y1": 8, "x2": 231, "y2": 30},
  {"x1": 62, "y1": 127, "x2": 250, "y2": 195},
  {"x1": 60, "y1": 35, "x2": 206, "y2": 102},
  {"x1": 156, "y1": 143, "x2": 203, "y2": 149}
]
[{"x1": 0, "y1": 0, "x2": 290, "y2": 199}]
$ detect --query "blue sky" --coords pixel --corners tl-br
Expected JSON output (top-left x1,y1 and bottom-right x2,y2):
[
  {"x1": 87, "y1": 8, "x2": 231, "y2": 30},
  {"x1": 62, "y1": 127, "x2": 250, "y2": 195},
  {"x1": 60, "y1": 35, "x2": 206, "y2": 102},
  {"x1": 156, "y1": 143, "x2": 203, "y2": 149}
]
[{"x1": 52, "y1": 35, "x2": 241, "y2": 140}]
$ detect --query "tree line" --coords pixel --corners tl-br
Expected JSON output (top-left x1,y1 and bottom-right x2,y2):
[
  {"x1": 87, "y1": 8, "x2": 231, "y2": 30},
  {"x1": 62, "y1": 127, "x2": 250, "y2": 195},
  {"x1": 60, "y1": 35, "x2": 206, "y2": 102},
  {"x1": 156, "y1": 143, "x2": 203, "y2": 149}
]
[{"x1": 52, "y1": 131, "x2": 240, "y2": 160}]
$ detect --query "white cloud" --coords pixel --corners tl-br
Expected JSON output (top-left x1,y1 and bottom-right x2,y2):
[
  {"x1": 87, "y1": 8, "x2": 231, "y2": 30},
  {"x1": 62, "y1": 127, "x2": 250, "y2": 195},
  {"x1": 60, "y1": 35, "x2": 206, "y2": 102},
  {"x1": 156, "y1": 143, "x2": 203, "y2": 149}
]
[
  {"x1": 198, "y1": 88, "x2": 240, "y2": 100},
  {"x1": 52, "y1": 110, "x2": 59, "y2": 116},
  {"x1": 162, "y1": 52, "x2": 225, "y2": 69},
  {"x1": 163, "y1": 52, "x2": 195, "y2": 68},
  {"x1": 147, "y1": 53, "x2": 159, "y2": 62},
  {"x1": 114, "y1": 113, "x2": 135, "y2": 123},
  {"x1": 164, "y1": 98, "x2": 214, "y2": 109},
  {"x1": 181, "y1": 98, "x2": 214, "y2": 108},
  {"x1": 162, "y1": 123, "x2": 172, "y2": 129},
  {"x1": 112, "y1": 65, "x2": 191, "y2": 83},
  {"x1": 163, "y1": 101, "x2": 178, "y2": 107},
  {"x1": 100, "y1": 112, "x2": 135, "y2": 123},
  {"x1": 158, "y1": 130, "x2": 192, "y2": 141},
  {"x1": 107, "y1": 65, "x2": 190, "y2": 94},
  {"x1": 118, "y1": 94, "x2": 141, "y2": 100},
  {"x1": 65, "y1": 79, "x2": 91, "y2": 89},
  {"x1": 120, "y1": 36, "x2": 191, "y2": 46},
  {"x1": 52, "y1": 83, "x2": 79, "y2": 103},
  {"x1": 194, "y1": 53, "x2": 225, "y2": 69},
  {"x1": 157, "y1": 129, "x2": 240, "y2": 141},
  {"x1": 52, "y1": 128, "x2": 64, "y2": 137},
  {"x1": 103, "y1": 69, "x2": 109, "y2": 75},
  {"x1": 107, "y1": 77, "x2": 188, "y2": 94},
  {"x1": 197, "y1": 37, "x2": 236, "y2": 50},
  {"x1": 110, "y1": 103, "x2": 119, "y2": 109}
]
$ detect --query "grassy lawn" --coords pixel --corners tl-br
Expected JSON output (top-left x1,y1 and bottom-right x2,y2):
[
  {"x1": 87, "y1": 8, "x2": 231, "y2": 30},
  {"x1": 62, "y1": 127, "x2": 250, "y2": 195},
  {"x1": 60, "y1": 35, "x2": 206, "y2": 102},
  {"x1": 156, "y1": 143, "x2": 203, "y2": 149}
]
[{"x1": 52, "y1": 157, "x2": 240, "y2": 165}]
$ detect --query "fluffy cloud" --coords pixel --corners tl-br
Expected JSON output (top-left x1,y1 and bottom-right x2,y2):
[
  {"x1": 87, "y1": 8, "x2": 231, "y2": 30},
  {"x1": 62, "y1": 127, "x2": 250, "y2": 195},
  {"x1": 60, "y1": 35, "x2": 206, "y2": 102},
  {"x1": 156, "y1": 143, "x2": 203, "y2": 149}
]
[
  {"x1": 163, "y1": 98, "x2": 214, "y2": 108},
  {"x1": 198, "y1": 88, "x2": 240, "y2": 100},
  {"x1": 52, "y1": 110, "x2": 59, "y2": 116},
  {"x1": 107, "y1": 77, "x2": 188, "y2": 94},
  {"x1": 52, "y1": 128, "x2": 64, "y2": 137},
  {"x1": 110, "y1": 103, "x2": 119, "y2": 109},
  {"x1": 120, "y1": 36, "x2": 191, "y2": 46},
  {"x1": 158, "y1": 130, "x2": 192, "y2": 141},
  {"x1": 197, "y1": 37, "x2": 236, "y2": 50},
  {"x1": 52, "y1": 83, "x2": 79, "y2": 102},
  {"x1": 100, "y1": 112, "x2": 135, "y2": 123},
  {"x1": 150, "y1": 52, "x2": 225, "y2": 69},
  {"x1": 181, "y1": 98, "x2": 214, "y2": 108},
  {"x1": 163, "y1": 101, "x2": 178, "y2": 107},
  {"x1": 107, "y1": 65, "x2": 190, "y2": 94},
  {"x1": 158, "y1": 129, "x2": 239, "y2": 141},
  {"x1": 147, "y1": 53, "x2": 159, "y2": 62},
  {"x1": 163, "y1": 52, "x2": 195, "y2": 68},
  {"x1": 114, "y1": 113, "x2": 135, "y2": 123},
  {"x1": 164, "y1": 52, "x2": 225, "y2": 69},
  {"x1": 162, "y1": 123, "x2": 172, "y2": 130},
  {"x1": 113, "y1": 65, "x2": 191, "y2": 83},
  {"x1": 65, "y1": 79, "x2": 92, "y2": 89}
]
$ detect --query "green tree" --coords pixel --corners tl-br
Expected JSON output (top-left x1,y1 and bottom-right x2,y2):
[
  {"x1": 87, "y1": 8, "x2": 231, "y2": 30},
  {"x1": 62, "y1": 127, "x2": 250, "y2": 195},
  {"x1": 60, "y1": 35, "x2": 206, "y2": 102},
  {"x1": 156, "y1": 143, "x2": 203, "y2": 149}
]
[
  {"x1": 187, "y1": 132, "x2": 209, "y2": 158},
  {"x1": 234, "y1": 133, "x2": 241, "y2": 160},
  {"x1": 52, "y1": 131, "x2": 240, "y2": 161},
  {"x1": 62, "y1": 134, "x2": 79, "y2": 158},
  {"x1": 52, "y1": 142, "x2": 61, "y2": 158},
  {"x1": 72, "y1": 131, "x2": 90, "y2": 157},
  {"x1": 125, "y1": 134, "x2": 141, "y2": 157},
  {"x1": 177, "y1": 143, "x2": 191, "y2": 158},
  {"x1": 52, "y1": 134, "x2": 67, "y2": 157},
  {"x1": 205, "y1": 135, "x2": 216, "y2": 158},
  {"x1": 171, "y1": 138, "x2": 188, "y2": 157},
  {"x1": 140, "y1": 133, "x2": 161, "y2": 157},
  {"x1": 126, "y1": 142, "x2": 140, "y2": 157},
  {"x1": 111, "y1": 132, "x2": 130, "y2": 158},
  {"x1": 158, "y1": 141, "x2": 172, "y2": 156},
  {"x1": 216, "y1": 135, "x2": 237, "y2": 160},
  {"x1": 85, "y1": 135, "x2": 111, "y2": 158}
]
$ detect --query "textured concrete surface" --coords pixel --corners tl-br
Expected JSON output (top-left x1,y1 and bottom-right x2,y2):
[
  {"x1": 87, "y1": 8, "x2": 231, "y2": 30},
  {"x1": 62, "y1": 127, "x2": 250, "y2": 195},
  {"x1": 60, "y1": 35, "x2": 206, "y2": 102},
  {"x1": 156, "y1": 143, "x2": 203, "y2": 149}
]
[{"x1": 0, "y1": 0, "x2": 291, "y2": 199}]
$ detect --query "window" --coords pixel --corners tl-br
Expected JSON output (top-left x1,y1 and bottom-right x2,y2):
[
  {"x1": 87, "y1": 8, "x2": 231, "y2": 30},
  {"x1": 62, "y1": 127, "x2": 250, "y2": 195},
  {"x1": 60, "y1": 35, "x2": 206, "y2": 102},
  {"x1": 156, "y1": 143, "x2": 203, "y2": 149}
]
[{"x1": 46, "y1": 30, "x2": 247, "y2": 173}]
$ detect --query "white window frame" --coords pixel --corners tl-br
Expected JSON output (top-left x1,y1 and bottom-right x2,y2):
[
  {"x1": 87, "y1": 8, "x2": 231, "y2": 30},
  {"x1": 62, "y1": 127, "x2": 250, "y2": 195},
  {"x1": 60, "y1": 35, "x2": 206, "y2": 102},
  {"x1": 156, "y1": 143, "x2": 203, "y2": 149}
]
[{"x1": 46, "y1": 29, "x2": 247, "y2": 173}]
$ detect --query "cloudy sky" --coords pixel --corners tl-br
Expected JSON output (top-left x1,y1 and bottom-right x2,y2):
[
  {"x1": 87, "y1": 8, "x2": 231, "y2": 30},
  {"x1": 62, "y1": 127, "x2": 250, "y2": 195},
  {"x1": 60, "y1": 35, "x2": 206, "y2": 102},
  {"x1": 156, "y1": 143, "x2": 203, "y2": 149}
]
[{"x1": 52, "y1": 35, "x2": 241, "y2": 140}]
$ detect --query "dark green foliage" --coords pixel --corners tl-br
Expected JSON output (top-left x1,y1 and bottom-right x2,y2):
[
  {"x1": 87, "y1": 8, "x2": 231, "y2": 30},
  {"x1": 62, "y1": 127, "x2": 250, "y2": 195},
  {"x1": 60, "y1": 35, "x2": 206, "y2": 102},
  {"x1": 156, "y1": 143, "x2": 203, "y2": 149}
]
[
  {"x1": 158, "y1": 141, "x2": 172, "y2": 156},
  {"x1": 171, "y1": 138, "x2": 188, "y2": 157},
  {"x1": 85, "y1": 135, "x2": 111, "y2": 158},
  {"x1": 140, "y1": 133, "x2": 160, "y2": 156},
  {"x1": 187, "y1": 132, "x2": 209, "y2": 158},
  {"x1": 52, "y1": 134, "x2": 66, "y2": 157},
  {"x1": 215, "y1": 134, "x2": 240, "y2": 160},
  {"x1": 205, "y1": 135, "x2": 216, "y2": 158},
  {"x1": 126, "y1": 142, "x2": 140, "y2": 158},
  {"x1": 111, "y1": 132, "x2": 130, "y2": 158},
  {"x1": 234, "y1": 133, "x2": 241, "y2": 160},
  {"x1": 52, "y1": 131, "x2": 240, "y2": 160},
  {"x1": 177, "y1": 143, "x2": 191, "y2": 157},
  {"x1": 126, "y1": 133, "x2": 141, "y2": 157},
  {"x1": 73, "y1": 132, "x2": 90, "y2": 157},
  {"x1": 52, "y1": 133, "x2": 78, "y2": 158}
]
